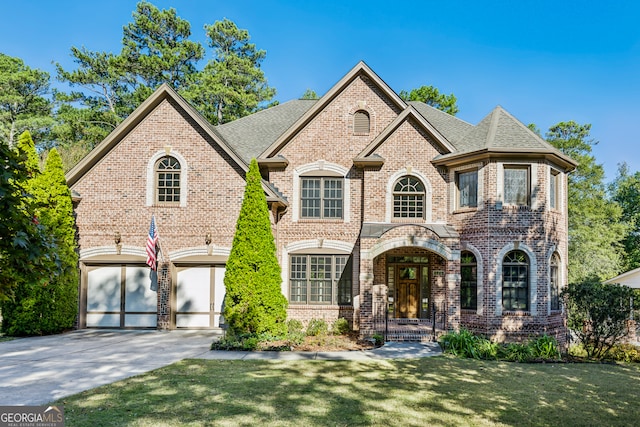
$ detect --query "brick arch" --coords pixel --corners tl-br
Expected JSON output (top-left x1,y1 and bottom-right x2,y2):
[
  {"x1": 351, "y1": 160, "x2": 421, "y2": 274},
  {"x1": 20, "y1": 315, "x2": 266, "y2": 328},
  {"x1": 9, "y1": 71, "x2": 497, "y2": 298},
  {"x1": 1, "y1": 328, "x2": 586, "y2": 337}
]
[
  {"x1": 80, "y1": 246, "x2": 147, "y2": 260},
  {"x1": 495, "y1": 242, "x2": 538, "y2": 316},
  {"x1": 146, "y1": 150, "x2": 188, "y2": 207},
  {"x1": 365, "y1": 235, "x2": 454, "y2": 262},
  {"x1": 461, "y1": 242, "x2": 484, "y2": 315},
  {"x1": 386, "y1": 168, "x2": 433, "y2": 222},
  {"x1": 292, "y1": 160, "x2": 351, "y2": 222},
  {"x1": 348, "y1": 103, "x2": 376, "y2": 135}
]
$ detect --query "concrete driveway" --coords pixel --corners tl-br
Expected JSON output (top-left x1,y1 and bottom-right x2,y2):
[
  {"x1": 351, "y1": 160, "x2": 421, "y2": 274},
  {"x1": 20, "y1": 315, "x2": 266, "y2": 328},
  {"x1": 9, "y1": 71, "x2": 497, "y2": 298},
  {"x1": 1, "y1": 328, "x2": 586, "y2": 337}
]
[{"x1": 0, "y1": 329, "x2": 219, "y2": 405}]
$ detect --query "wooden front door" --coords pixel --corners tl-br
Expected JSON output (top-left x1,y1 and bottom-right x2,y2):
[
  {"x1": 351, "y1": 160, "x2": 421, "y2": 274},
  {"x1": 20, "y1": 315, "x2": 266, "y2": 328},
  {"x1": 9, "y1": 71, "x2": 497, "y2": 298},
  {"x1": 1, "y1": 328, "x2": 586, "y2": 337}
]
[{"x1": 397, "y1": 266, "x2": 419, "y2": 318}]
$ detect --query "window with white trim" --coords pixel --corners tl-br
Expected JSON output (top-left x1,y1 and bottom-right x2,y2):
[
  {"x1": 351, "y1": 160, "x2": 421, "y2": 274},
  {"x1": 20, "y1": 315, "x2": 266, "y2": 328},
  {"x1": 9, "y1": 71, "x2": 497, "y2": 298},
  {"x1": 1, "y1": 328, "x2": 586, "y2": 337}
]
[
  {"x1": 155, "y1": 156, "x2": 181, "y2": 204},
  {"x1": 300, "y1": 177, "x2": 343, "y2": 219},
  {"x1": 461, "y1": 251, "x2": 477, "y2": 310},
  {"x1": 457, "y1": 170, "x2": 478, "y2": 208},
  {"x1": 504, "y1": 166, "x2": 530, "y2": 206},
  {"x1": 550, "y1": 253, "x2": 560, "y2": 311},
  {"x1": 550, "y1": 170, "x2": 559, "y2": 210},
  {"x1": 354, "y1": 110, "x2": 370, "y2": 134},
  {"x1": 290, "y1": 255, "x2": 352, "y2": 305},
  {"x1": 393, "y1": 176, "x2": 425, "y2": 219},
  {"x1": 502, "y1": 250, "x2": 529, "y2": 311}
]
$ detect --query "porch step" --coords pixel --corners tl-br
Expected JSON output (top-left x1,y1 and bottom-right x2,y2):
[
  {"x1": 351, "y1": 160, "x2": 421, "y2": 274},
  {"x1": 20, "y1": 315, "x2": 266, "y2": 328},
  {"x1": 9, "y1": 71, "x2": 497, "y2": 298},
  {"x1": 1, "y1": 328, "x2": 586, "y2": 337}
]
[{"x1": 384, "y1": 332, "x2": 435, "y2": 343}]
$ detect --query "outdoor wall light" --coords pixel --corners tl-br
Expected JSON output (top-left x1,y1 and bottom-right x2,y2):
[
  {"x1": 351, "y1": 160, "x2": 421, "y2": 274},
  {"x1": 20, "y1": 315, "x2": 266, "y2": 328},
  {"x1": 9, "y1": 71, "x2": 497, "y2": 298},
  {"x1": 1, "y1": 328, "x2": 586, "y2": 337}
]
[
  {"x1": 205, "y1": 233, "x2": 212, "y2": 246},
  {"x1": 114, "y1": 231, "x2": 122, "y2": 255}
]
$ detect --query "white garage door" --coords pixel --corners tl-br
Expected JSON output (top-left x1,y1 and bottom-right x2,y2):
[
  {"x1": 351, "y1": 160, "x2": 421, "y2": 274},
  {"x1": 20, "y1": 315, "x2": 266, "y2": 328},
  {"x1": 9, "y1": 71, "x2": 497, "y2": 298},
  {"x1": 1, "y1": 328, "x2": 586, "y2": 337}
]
[
  {"x1": 175, "y1": 265, "x2": 225, "y2": 328},
  {"x1": 86, "y1": 265, "x2": 157, "y2": 328}
]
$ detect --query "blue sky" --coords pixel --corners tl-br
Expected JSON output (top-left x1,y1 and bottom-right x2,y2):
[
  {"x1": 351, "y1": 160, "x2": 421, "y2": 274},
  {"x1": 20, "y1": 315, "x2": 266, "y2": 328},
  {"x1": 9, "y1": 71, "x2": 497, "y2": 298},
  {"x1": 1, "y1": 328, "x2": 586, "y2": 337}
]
[{"x1": 2, "y1": 0, "x2": 639, "y2": 182}]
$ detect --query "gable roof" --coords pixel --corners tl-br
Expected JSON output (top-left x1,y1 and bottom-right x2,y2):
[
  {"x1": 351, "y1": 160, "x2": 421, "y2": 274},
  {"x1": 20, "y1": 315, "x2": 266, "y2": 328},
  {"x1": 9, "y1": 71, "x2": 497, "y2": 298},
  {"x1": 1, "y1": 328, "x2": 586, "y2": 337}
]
[
  {"x1": 259, "y1": 61, "x2": 408, "y2": 159},
  {"x1": 65, "y1": 83, "x2": 287, "y2": 206},
  {"x1": 216, "y1": 99, "x2": 316, "y2": 163},
  {"x1": 604, "y1": 267, "x2": 640, "y2": 288},
  {"x1": 356, "y1": 105, "x2": 455, "y2": 160},
  {"x1": 432, "y1": 106, "x2": 578, "y2": 170}
]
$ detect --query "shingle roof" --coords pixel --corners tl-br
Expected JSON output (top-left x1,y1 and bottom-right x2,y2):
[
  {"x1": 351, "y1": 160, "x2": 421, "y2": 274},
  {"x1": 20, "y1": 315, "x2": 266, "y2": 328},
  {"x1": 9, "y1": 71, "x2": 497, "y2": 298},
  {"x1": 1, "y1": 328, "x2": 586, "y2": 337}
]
[
  {"x1": 433, "y1": 106, "x2": 576, "y2": 168},
  {"x1": 215, "y1": 99, "x2": 317, "y2": 163},
  {"x1": 409, "y1": 101, "x2": 474, "y2": 144}
]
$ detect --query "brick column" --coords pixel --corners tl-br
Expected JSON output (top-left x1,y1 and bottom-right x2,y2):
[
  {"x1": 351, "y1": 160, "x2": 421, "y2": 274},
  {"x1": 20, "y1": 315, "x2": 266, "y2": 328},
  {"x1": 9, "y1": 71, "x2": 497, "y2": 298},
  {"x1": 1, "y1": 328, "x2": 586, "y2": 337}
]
[{"x1": 156, "y1": 262, "x2": 171, "y2": 330}]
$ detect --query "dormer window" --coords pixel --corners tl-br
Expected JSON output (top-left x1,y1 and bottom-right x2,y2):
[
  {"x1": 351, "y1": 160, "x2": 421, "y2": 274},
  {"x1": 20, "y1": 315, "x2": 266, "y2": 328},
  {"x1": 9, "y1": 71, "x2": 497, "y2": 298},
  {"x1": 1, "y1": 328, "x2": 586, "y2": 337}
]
[{"x1": 353, "y1": 110, "x2": 370, "y2": 134}]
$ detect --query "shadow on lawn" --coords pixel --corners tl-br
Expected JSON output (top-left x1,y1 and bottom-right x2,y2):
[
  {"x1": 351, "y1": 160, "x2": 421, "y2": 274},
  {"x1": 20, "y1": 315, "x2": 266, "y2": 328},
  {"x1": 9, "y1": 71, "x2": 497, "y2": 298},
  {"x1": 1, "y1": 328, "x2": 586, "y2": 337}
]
[{"x1": 58, "y1": 357, "x2": 640, "y2": 426}]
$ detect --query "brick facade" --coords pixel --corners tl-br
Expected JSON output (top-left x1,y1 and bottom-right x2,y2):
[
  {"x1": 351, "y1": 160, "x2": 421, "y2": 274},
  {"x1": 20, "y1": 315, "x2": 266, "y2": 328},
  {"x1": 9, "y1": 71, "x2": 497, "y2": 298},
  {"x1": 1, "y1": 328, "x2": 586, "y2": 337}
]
[{"x1": 68, "y1": 63, "x2": 574, "y2": 343}]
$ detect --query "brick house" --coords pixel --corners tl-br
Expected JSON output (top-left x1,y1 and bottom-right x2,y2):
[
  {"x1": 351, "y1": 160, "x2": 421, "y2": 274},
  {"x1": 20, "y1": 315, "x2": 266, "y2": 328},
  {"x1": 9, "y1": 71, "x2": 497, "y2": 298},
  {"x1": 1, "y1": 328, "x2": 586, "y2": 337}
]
[{"x1": 66, "y1": 62, "x2": 577, "y2": 343}]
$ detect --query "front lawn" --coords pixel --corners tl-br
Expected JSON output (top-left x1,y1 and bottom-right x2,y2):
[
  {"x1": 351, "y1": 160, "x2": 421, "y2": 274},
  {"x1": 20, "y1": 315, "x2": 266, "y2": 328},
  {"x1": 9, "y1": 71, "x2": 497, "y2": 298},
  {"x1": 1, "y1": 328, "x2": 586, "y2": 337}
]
[{"x1": 54, "y1": 357, "x2": 640, "y2": 426}]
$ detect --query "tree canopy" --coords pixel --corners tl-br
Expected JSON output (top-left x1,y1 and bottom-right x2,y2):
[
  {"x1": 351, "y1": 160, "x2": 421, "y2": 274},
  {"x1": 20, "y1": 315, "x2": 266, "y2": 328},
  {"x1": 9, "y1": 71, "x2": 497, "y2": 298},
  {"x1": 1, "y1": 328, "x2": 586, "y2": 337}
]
[
  {"x1": 400, "y1": 85, "x2": 459, "y2": 115},
  {"x1": 545, "y1": 121, "x2": 627, "y2": 282},
  {"x1": 0, "y1": 54, "x2": 53, "y2": 147},
  {"x1": 610, "y1": 162, "x2": 640, "y2": 271}
]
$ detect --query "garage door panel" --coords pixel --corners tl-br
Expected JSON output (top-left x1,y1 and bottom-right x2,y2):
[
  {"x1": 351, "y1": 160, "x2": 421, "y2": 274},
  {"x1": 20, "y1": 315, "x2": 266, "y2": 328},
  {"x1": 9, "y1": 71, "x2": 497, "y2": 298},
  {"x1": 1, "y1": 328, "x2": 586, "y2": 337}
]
[
  {"x1": 124, "y1": 314, "x2": 157, "y2": 328},
  {"x1": 87, "y1": 267, "x2": 121, "y2": 312},
  {"x1": 177, "y1": 268, "x2": 211, "y2": 312},
  {"x1": 125, "y1": 266, "x2": 157, "y2": 312},
  {"x1": 176, "y1": 266, "x2": 214, "y2": 328},
  {"x1": 87, "y1": 313, "x2": 120, "y2": 328}
]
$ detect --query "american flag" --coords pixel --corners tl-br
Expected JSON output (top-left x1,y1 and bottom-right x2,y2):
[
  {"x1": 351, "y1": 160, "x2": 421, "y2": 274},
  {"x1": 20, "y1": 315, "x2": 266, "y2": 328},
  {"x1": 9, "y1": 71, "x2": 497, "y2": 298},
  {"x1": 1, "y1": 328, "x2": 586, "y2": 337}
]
[{"x1": 146, "y1": 215, "x2": 158, "y2": 270}]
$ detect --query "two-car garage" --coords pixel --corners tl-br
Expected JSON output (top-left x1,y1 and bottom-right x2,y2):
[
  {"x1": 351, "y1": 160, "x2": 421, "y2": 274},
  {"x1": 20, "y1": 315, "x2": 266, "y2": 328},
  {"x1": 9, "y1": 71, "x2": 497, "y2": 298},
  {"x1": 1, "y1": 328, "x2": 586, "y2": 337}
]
[{"x1": 80, "y1": 260, "x2": 225, "y2": 330}]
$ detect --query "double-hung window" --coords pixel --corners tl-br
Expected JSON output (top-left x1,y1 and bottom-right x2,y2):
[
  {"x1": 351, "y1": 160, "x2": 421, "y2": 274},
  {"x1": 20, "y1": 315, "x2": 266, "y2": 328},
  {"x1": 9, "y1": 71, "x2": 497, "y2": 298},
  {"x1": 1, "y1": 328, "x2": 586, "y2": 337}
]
[
  {"x1": 504, "y1": 166, "x2": 530, "y2": 206},
  {"x1": 290, "y1": 255, "x2": 352, "y2": 305},
  {"x1": 457, "y1": 170, "x2": 478, "y2": 209},
  {"x1": 301, "y1": 177, "x2": 343, "y2": 219}
]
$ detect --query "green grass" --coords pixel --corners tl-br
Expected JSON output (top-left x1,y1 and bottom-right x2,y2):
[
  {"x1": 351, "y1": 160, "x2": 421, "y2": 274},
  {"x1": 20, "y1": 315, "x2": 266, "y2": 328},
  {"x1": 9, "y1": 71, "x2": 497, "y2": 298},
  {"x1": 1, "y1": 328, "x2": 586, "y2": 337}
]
[{"x1": 54, "y1": 357, "x2": 640, "y2": 426}]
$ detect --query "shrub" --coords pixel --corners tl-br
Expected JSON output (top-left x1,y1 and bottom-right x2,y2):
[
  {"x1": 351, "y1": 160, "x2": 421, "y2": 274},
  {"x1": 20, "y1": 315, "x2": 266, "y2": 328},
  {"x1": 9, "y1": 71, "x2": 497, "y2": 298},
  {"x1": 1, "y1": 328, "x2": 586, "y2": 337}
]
[
  {"x1": 529, "y1": 335, "x2": 561, "y2": 360},
  {"x1": 607, "y1": 344, "x2": 640, "y2": 363},
  {"x1": 440, "y1": 330, "x2": 561, "y2": 362},
  {"x1": 439, "y1": 329, "x2": 481, "y2": 359},
  {"x1": 286, "y1": 319, "x2": 305, "y2": 345},
  {"x1": 563, "y1": 279, "x2": 636, "y2": 359},
  {"x1": 332, "y1": 318, "x2": 350, "y2": 335},
  {"x1": 223, "y1": 159, "x2": 288, "y2": 336},
  {"x1": 503, "y1": 343, "x2": 533, "y2": 362},
  {"x1": 306, "y1": 319, "x2": 329, "y2": 337},
  {"x1": 372, "y1": 333, "x2": 384, "y2": 346}
]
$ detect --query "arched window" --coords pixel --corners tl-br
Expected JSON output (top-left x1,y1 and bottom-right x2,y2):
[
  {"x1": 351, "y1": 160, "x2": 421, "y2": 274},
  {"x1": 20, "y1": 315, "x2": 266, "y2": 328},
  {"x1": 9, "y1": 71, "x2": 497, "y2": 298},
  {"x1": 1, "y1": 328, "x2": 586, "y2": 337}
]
[
  {"x1": 461, "y1": 251, "x2": 477, "y2": 310},
  {"x1": 155, "y1": 156, "x2": 181, "y2": 204},
  {"x1": 550, "y1": 253, "x2": 560, "y2": 311},
  {"x1": 393, "y1": 176, "x2": 425, "y2": 219},
  {"x1": 353, "y1": 110, "x2": 370, "y2": 134},
  {"x1": 502, "y1": 250, "x2": 529, "y2": 311}
]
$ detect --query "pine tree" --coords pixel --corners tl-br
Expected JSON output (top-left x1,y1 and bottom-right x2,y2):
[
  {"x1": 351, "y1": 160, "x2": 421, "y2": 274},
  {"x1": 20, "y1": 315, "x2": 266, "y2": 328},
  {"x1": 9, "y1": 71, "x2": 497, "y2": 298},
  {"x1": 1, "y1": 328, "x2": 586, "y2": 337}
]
[{"x1": 223, "y1": 159, "x2": 287, "y2": 335}]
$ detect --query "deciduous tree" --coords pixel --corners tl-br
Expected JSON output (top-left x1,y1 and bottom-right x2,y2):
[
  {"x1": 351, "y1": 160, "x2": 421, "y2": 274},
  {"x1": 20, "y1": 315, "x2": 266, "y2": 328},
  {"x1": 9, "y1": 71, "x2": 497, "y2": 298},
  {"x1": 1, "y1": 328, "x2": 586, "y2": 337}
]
[
  {"x1": 0, "y1": 132, "x2": 59, "y2": 301},
  {"x1": 545, "y1": 121, "x2": 626, "y2": 283},
  {"x1": 610, "y1": 162, "x2": 640, "y2": 271},
  {"x1": 1, "y1": 136, "x2": 76, "y2": 335}
]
